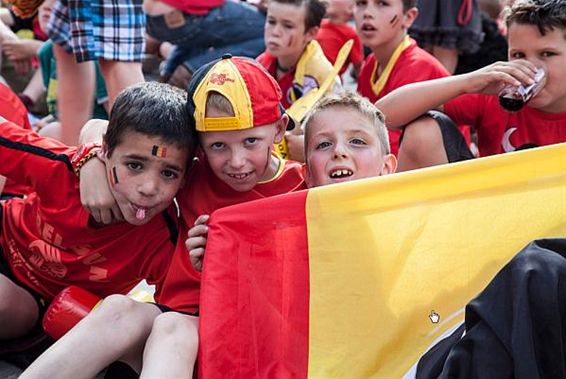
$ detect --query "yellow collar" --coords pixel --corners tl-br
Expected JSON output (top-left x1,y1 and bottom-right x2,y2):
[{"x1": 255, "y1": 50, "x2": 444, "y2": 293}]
[
  {"x1": 258, "y1": 152, "x2": 285, "y2": 185},
  {"x1": 370, "y1": 36, "x2": 412, "y2": 97}
]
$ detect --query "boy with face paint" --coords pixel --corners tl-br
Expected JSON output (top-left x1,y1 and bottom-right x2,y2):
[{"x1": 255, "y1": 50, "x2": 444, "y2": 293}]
[
  {"x1": 375, "y1": 0, "x2": 566, "y2": 170},
  {"x1": 258, "y1": 0, "x2": 341, "y2": 110},
  {"x1": 354, "y1": 0, "x2": 451, "y2": 158},
  {"x1": 0, "y1": 82, "x2": 194, "y2": 342},
  {"x1": 22, "y1": 56, "x2": 306, "y2": 379}
]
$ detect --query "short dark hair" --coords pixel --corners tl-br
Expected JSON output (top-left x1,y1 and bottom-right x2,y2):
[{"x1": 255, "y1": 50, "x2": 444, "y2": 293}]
[
  {"x1": 271, "y1": 0, "x2": 327, "y2": 30},
  {"x1": 505, "y1": 0, "x2": 566, "y2": 37},
  {"x1": 104, "y1": 82, "x2": 196, "y2": 159},
  {"x1": 403, "y1": 0, "x2": 418, "y2": 12}
]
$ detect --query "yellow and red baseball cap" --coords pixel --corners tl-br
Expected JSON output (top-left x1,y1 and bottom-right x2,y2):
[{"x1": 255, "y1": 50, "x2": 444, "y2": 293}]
[{"x1": 187, "y1": 55, "x2": 289, "y2": 132}]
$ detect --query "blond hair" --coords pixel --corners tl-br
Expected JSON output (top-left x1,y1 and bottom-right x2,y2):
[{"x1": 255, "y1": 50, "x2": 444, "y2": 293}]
[
  {"x1": 303, "y1": 91, "x2": 390, "y2": 158},
  {"x1": 205, "y1": 91, "x2": 235, "y2": 117}
]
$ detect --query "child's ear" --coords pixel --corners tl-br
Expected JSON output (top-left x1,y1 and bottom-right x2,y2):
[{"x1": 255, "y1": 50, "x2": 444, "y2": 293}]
[
  {"x1": 302, "y1": 162, "x2": 313, "y2": 188},
  {"x1": 305, "y1": 26, "x2": 320, "y2": 41},
  {"x1": 402, "y1": 7, "x2": 418, "y2": 29},
  {"x1": 380, "y1": 154, "x2": 398, "y2": 175},
  {"x1": 273, "y1": 115, "x2": 289, "y2": 144},
  {"x1": 100, "y1": 141, "x2": 110, "y2": 161}
]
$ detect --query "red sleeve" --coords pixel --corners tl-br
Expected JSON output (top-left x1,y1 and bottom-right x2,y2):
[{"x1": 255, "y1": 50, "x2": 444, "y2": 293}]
[
  {"x1": 0, "y1": 120, "x2": 75, "y2": 193},
  {"x1": 0, "y1": 83, "x2": 31, "y2": 130},
  {"x1": 444, "y1": 94, "x2": 486, "y2": 129}
]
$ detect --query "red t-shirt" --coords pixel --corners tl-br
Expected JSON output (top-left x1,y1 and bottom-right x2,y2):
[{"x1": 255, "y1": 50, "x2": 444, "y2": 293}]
[
  {"x1": 316, "y1": 20, "x2": 363, "y2": 76},
  {"x1": 0, "y1": 121, "x2": 176, "y2": 300},
  {"x1": 0, "y1": 83, "x2": 33, "y2": 196},
  {"x1": 445, "y1": 94, "x2": 566, "y2": 156},
  {"x1": 158, "y1": 151, "x2": 306, "y2": 313},
  {"x1": 357, "y1": 40, "x2": 449, "y2": 155},
  {"x1": 159, "y1": 0, "x2": 223, "y2": 15}
]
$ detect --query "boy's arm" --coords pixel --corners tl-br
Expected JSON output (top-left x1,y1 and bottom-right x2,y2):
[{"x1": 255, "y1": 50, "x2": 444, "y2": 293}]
[
  {"x1": 77, "y1": 119, "x2": 123, "y2": 224},
  {"x1": 0, "y1": 116, "x2": 74, "y2": 190},
  {"x1": 375, "y1": 60, "x2": 538, "y2": 129},
  {"x1": 78, "y1": 119, "x2": 107, "y2": 145}
]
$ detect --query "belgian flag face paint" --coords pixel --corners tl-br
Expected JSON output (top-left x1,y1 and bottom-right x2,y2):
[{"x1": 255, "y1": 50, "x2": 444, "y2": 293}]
[
  {"x1": 109, "y1": 166, "x2": 119, "y2": 186},
  {"x1": 152, "y1": 145, "x2": 167, "y2": 158},
  {"x1": 390, "y1": 15, "x2": 398, "y2": 25}
]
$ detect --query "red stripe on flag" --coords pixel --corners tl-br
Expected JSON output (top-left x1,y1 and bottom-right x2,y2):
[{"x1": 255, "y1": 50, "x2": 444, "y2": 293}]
[{"x1": 199, "y1": 190, "x2": 310, "y2": 379}]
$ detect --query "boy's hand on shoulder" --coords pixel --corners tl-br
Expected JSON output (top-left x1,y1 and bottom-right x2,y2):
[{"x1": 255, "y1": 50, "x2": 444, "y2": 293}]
[
  {"x1": 187, "y1": 214, "x2": 210, "y2": 272},
  {"x1": 80, "y1": 157, "x2": 123, "y2": 224},
  {"x1": 464, "y1": 60, "x2": 538, "y2": 96}
]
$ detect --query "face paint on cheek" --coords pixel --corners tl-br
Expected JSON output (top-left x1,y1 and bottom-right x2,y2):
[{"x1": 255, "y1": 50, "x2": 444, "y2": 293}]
[
  {"x1": 287, "y1": 35, "x2": 294, "y2": 48},
  {"x1": 390, "y1": 15, "x2": 398, "y2": 25},
  {"x1": 109, "y1": 166, "x2": 119, "y2": 186},
  {"x1": 151, "y1": 145, "x2": 167, "y2": 158}
]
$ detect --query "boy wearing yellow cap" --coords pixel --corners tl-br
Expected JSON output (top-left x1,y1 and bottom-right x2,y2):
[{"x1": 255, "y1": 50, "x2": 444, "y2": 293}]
[{"x1": 21, "y1": 56, "x2": 306, "y2": 379}]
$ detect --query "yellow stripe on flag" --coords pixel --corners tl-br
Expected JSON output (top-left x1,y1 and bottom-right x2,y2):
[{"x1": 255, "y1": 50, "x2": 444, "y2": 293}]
[{"x1": 306, "y1": 144, "x2": 566, "y2": 378}]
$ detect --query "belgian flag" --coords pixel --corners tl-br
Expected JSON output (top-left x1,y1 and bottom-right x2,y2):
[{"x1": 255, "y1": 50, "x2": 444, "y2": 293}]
[{"x1": 199, "y1": 143, "x2": 566, "y2": 378}]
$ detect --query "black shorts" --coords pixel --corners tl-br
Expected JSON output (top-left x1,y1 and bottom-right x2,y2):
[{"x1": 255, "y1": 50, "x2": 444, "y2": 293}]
[
  {"x1": 399, "y1": 110, "x2": 475, "y2": 163},
  {"x1": 0, "y1": 193, "x2": 24, "y2": 201},
  {"x1": 152, "y1": 302, "x2": 199, "y2": 317}
]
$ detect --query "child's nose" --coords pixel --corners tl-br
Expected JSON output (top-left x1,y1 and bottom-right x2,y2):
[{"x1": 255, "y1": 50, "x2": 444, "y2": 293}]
[
  {"x1": 138, "y1": 176, "x2": 159, "y2": 196},
  {"x1": 229, "y1": 150, "x2": 247, "y2": 169},
  {"x1": 272, "y1": 23, "x2": 282, "y2": 36},
  {"x1": 332, "y1": 143, "x2": 348, "y2": 159}
]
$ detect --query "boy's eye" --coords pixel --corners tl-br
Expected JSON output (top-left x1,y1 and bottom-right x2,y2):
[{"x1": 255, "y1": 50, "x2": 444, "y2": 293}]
[
  {"x1": 316, "y1": 141, "x2": 332, "y2": 150},
  {"x1": 350, "y1": 138, "x2": 366, "y2": 145},
  {"x1": 377, "y1": 0, "x2": 389, "y2": 6},
  {"x1": 127, "y1": 162, "x2": 142, "y2": 171},
  {"x1": 267, "y1": 18, "x2": 276, "y2": 25},
  {"x1": 510, "y1": 52, "x2": 525, "y2": 59},
  {"x1": 541, "y1": 51, "x2": 557, "y2": 58},
  {"x1": 355, "y1": 0, "x2": 367, "y2": 7},
  {"x1": 210, "y1": 142, "x2": 225, "y2": 150},
  {"x1": 283, "y1": 22, "x2": 295, "y2": 29},
  {"x1": 161, "y1": 170, "x2": 179, "y2": 180}
]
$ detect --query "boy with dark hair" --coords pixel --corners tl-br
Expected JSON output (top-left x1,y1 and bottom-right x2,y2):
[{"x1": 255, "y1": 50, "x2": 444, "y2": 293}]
[
  {"x1": 354, "y1": 0, "x2": 451, "y2": 157},
  {"x1": 22, "y1": 55, "x2": 306, "y2": 379},
  {"x1": 375, "y1": 0, "x2": 566, "y2": 169},
  {"x1": 0, "y1": 81, "x2": 194, "y2": 341},
  {"x1": 257, "y1": 0, "x2": 340, "y2": 109}
]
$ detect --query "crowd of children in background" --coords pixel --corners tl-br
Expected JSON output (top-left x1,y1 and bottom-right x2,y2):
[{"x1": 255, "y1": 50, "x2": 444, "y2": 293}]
[{"x1": 0, "y1": 0, "x2": 565, "y2": 377}]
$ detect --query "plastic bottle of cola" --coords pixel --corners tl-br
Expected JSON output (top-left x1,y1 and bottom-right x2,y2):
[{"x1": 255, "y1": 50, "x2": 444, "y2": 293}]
[{"x1": 499, "y1": 67, "x2": 546, "y2": 112}]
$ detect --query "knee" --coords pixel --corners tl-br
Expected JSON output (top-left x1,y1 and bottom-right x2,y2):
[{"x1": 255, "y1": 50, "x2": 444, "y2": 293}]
[
  {"x1": 402, "y1": 116, "x2": 443, "y2": 155},
  {"x1": 151, "y1": 312, "x2": 199, "y2": 344},
  {"x1": 398, "y1": 116, "x2": 448, "y2": 171},
  {"x1": 91, "y1": 294, "x2": 139, "y2": 325}
]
